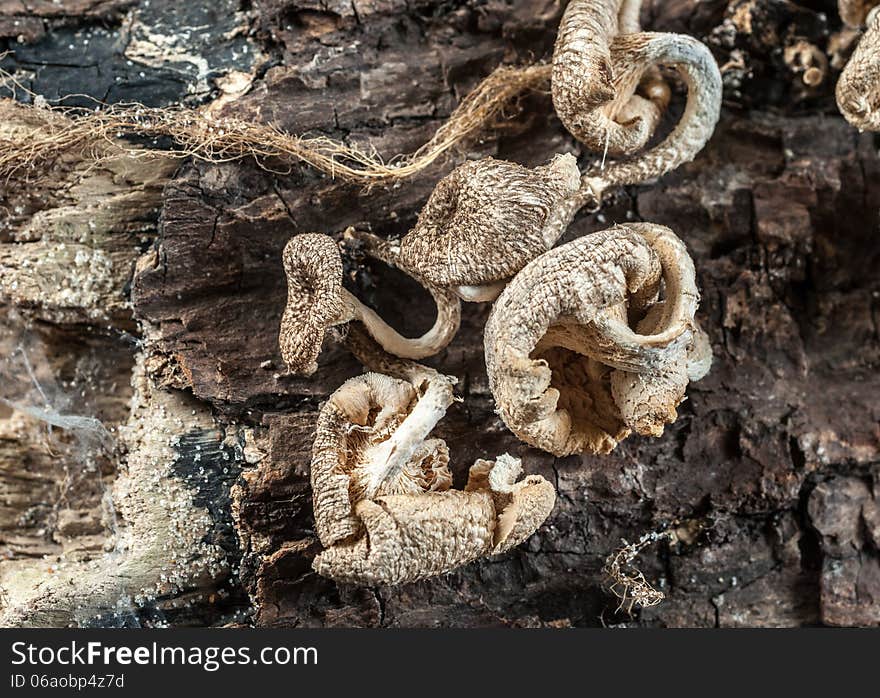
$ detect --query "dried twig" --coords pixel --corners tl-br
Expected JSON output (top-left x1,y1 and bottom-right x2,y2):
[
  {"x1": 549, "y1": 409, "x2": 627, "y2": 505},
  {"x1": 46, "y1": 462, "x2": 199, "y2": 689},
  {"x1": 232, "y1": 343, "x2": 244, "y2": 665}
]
[{"x1": 603, "y1": 528, "x2": 674, "y2": 614}]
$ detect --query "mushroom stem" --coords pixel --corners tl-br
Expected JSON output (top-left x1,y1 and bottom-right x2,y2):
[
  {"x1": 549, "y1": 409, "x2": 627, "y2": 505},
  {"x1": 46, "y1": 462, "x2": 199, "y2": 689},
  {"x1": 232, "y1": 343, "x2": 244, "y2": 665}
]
[
  {"x1": 341, "y1": 285, "x2": 461, "y2": 360},
  {"x1": 359, "y1": 374, "x2": 456, "y2": 499},
  {"x1": 455, "y1": 282, "x2": 507, "y2": 302},
  {"x1": 343, "y1": 228, "x2": 462, "y2": 359},
  {"x1": 585, "y1": 32, "x2": 722, "y2": 194},
  {"x1": 618, "y1": 0, "x2": 643, "y2": 35}
]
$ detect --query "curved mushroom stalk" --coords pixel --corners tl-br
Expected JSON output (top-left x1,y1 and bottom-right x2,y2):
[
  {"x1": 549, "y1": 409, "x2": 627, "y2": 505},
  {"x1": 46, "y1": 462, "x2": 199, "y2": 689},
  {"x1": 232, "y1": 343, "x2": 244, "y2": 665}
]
[
  {"x1": 553, "y1": 0, "x2": 671, "y2": 159},
  {"x1": 394, "y1": 154, "x2": 581, "y2": 294},
  {"x1": 552, "y1": 0, "x2": 722, "y2": 202},
  {"x1": 311, "y1": 369, "x2": 456, "y2": 547},
  {"x1": 312, "y1": 453, "x2": 556, "y2": 585},
  {"x1": 279, "y1": 233, "x2": 461, "y2": 374},
  {"x1": 836, "y1": 6, "x2": 880, "y2": 132},
  {"x1": 484, "y1": 223, "x2": 710, "y2": 456}
]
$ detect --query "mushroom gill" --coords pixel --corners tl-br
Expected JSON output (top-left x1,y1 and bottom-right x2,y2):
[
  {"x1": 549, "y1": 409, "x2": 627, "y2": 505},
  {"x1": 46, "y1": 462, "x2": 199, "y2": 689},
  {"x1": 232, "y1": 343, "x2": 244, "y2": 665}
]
[{"x1": 484, "y1": 223, "x2": 710, "y2": 456}]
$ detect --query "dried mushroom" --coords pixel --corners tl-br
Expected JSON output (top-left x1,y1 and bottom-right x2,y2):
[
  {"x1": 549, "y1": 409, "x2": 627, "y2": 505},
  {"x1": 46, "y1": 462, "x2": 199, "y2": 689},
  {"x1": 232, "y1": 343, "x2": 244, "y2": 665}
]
[
  {"x1": 836, "y1": 5, "x2": 880, "y2": 131},
  {"x1": 552, "y1": 0, "x2": 722, "y2": 199},
  {"x1": 839, "y1": 0, "x2": 879, "y2": 26},
  {"x1": 396, "y1": 154, "x2": 581, "y2": 296},
  {"x1": 484, "y1": 223, "x2": 710, "y2": 457},
  {"x1": 280, "y1": 233, "x2": 460, "y2": 374},
  {"x1": 310, "y1": 364, "x2": 455, "y2": 547},
  {"x1": 349, "y1": 153, "x2": 581, "y2": 303},
  {"x1": 312, "y1": 452, "x2": 555, "y2": 586}
]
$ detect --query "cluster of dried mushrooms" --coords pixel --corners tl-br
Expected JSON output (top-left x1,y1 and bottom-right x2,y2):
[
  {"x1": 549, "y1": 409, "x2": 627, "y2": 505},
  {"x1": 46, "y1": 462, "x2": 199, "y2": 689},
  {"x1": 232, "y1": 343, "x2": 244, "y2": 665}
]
[{"x1": 277, "y1": 0, "x2": 874, "y2": 587}]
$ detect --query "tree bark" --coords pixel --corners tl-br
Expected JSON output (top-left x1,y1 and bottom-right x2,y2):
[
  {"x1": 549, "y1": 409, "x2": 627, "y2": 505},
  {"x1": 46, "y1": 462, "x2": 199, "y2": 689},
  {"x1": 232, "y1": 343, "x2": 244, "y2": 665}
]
[{"x1": 1, "y1": 0, "x2": 878, "y2": 627}]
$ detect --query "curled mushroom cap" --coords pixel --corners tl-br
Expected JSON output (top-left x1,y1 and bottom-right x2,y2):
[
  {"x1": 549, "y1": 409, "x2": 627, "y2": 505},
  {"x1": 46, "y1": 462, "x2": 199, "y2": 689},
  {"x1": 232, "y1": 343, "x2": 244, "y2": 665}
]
[
  {"x1": 312, "y1": 453, "x2": 555, "y2": 585},
  {"x1": 484, "y1": 223, "x2": 710, "y2": 456},
  {"x1": 280, "y1": 233, "x2": 461, "y2": 374},
  {"x1": 552, "y1": 0, "x2": 669, "y2": 158},
  {"x1": 839, "y1": 0, "x2": 879, "y2": 26},
  {"x1": 836, "y1": 6, "x2": 880, "y2": 131},
  {"x1": 310, "y1": 367, "x2": 455, "y2": 547},
  {"x1": 551, "y1": 0, "x2": 722, "y2": 197},
  {"x1": 393, "y1": 154, "x2": 581, "y2": 292}
]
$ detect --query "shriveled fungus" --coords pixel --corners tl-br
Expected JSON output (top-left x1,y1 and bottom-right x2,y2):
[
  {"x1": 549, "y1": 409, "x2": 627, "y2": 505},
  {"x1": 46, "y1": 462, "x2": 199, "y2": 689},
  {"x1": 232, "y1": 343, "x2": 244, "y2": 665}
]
[
  {"x1": 484, "y1": 223, "x2": 710, "y2": 457},
  {"x1": 310, "y1": 365, "x2": 456, "y2": 547},
  {"x1": 836, "y1": 5, "x2": 880, "y2": 131},
  {"x1": 348, "y1": 153, "x2": 581, "y2": 303},
  {"x1": 395, "y1": 154, "x2": 581, "y2": 296},
  {"x1": 551, "y1": 0, "x2": 722, "y2": 201},
  {"x1": 280, "y1": 233, "x2": 460, "y2": 374},
  {"x1": 308, "y1": 343, "x2": 555, "y2": 585},
  {"x1": 312, "y1": 452, "x2": 556, "y2": 586}
]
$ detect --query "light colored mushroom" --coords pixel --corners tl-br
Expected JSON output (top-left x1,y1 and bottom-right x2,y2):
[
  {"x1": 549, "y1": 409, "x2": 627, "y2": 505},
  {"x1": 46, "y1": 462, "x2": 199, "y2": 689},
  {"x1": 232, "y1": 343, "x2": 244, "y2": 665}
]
[
  {"x1": 784, "y1": 40, "x2": 829, "y2": 88},
  {"x1": 836, "y1": 5, "x2": 880, "y2": 131},
  {"x1": 484, "y1": 223, "x2": 710, "y2": 456},
  {"x1": 551, "y1": 0, "x2": 722, "y2": 201},
  {"x1": 310, "y1": 365, "x2": 456, "y2": 548},
  {"x1": 279, "y1": 233, "x2": 461, "y2": 374},
  {"x1": 350, "y1": 153, "x2": 581, "y2": 303},
  {"x1": 312, "y1": 453, "x2": 556, "y2": 585},
  {"x1": 552, "y1": 0, "x2": 670, "y2": 159},
  {"x1": 839, "y1": 0, "x2": 879, "y2": 27}
]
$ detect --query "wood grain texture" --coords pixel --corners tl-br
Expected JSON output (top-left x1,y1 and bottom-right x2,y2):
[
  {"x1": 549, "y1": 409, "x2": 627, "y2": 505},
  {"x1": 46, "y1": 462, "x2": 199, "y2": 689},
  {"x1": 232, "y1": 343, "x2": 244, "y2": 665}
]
[{"x1": 1, "y1": 0, "x2": 878, "y2": 627}]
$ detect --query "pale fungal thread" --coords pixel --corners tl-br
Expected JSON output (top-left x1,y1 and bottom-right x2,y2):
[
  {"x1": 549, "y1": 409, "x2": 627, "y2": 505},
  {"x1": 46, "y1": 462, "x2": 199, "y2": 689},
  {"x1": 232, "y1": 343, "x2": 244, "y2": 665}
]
[
  {"x1": 0, "y1": 61, "x2": 549, "y2": 185},
  {"x1": 836, "y1": 3, "x2": 880, "y2": 131},
  {"x1": 484, "y1": 223, "x2": 710, "y2": 457}
]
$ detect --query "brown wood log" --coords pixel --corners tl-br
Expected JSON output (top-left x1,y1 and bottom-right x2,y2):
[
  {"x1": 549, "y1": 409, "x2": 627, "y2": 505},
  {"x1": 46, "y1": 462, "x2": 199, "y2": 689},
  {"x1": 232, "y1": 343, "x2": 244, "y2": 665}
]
[{"x1": 1, "y1": 0, "x2": 878, "y2": 627}]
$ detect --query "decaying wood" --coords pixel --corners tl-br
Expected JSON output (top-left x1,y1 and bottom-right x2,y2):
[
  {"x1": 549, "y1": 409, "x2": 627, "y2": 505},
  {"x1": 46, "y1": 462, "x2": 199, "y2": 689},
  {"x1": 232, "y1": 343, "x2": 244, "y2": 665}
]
[{"x1": 1, "y1": 0, "x2": 879, "y2": 627}]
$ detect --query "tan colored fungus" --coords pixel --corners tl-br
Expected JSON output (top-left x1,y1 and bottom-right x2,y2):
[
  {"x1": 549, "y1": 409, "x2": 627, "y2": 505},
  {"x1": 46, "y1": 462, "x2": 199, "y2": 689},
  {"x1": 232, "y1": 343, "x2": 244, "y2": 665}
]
[
  {"x1": 552, "y1": 0, "x2": 669, "y2": 158},
  {"x1": 312, "y1": 452, "x2": 555, "y2": 585},
  {"x1": 279, "y1": 233, "x2": 460, "y2": 374},
  {"x1": 395, "y1": 154, "x2": 581, "y2": 294},
  {"x1": 839, "y1": 0, "x2": 879, "y2": 27},
  {"x1": 310, "y1": 365, "x2": 456, "y2": 547},
  {"x1": 551, "y1": 0, "x2": 722, "y2": 200},
  {"x1": 784, "y1": 40, "x2": 829, "y2": 87},
  {"x1": 836, "y1": 6, "x2": 880, "y2": 131},
  {"x1": 484, "y1": 223, "x2": 710, "y2": 456}
]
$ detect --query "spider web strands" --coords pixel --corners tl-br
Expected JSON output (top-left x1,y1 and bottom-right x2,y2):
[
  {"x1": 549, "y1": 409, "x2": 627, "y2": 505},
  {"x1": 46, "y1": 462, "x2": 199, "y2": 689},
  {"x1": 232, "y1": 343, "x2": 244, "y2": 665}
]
[{"x1": 0, "y1": 61, "x2": 552, "y2": 186}]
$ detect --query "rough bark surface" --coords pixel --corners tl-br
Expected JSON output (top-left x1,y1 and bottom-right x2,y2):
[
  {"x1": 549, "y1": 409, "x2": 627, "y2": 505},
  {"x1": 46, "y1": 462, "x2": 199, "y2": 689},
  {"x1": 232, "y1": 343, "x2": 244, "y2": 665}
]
[{"x1": 1, "y1": 0, "x2": 878, "y2": 627}]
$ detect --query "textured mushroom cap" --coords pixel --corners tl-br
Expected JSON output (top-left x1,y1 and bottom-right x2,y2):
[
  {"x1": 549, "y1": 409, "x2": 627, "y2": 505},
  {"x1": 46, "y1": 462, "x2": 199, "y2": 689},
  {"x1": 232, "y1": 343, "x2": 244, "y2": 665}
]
[
  {"x1": 312, "y1": 490, "x2": 496, "y2": 585},
  {"x1": 837, "y1": 8, "x2": 880, "y2": 131},
  {"x1": 552, "y1": 0, "x2": 671, "y2": 158},
  {"x1": 311, "y1": 455, "x2": 555, "y2": 585},
  {"x1": 310, "y1": 372, "x2": 453, "y2": 548},
  {"x1": 485, "y1": 223, "x2": 708, "y2": 455},
  {"x1": 485, "y1": 226, "x2": 661, "y2": 456},
  {"x1": 279, "y1": 233, "x2": 348, "y2": 375},
  {"x1": 487, "y1": 454, "x2": 557, "y2": 554},
  {"x1": 397, "y1": 154, "x2": 580, "y2": 288},
  {"x1": 838, "y1": 0, "x2": 879, "y2": 26},
  {"x1": 552, "y1": 0, "x2": 618, "y2": 136}
]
